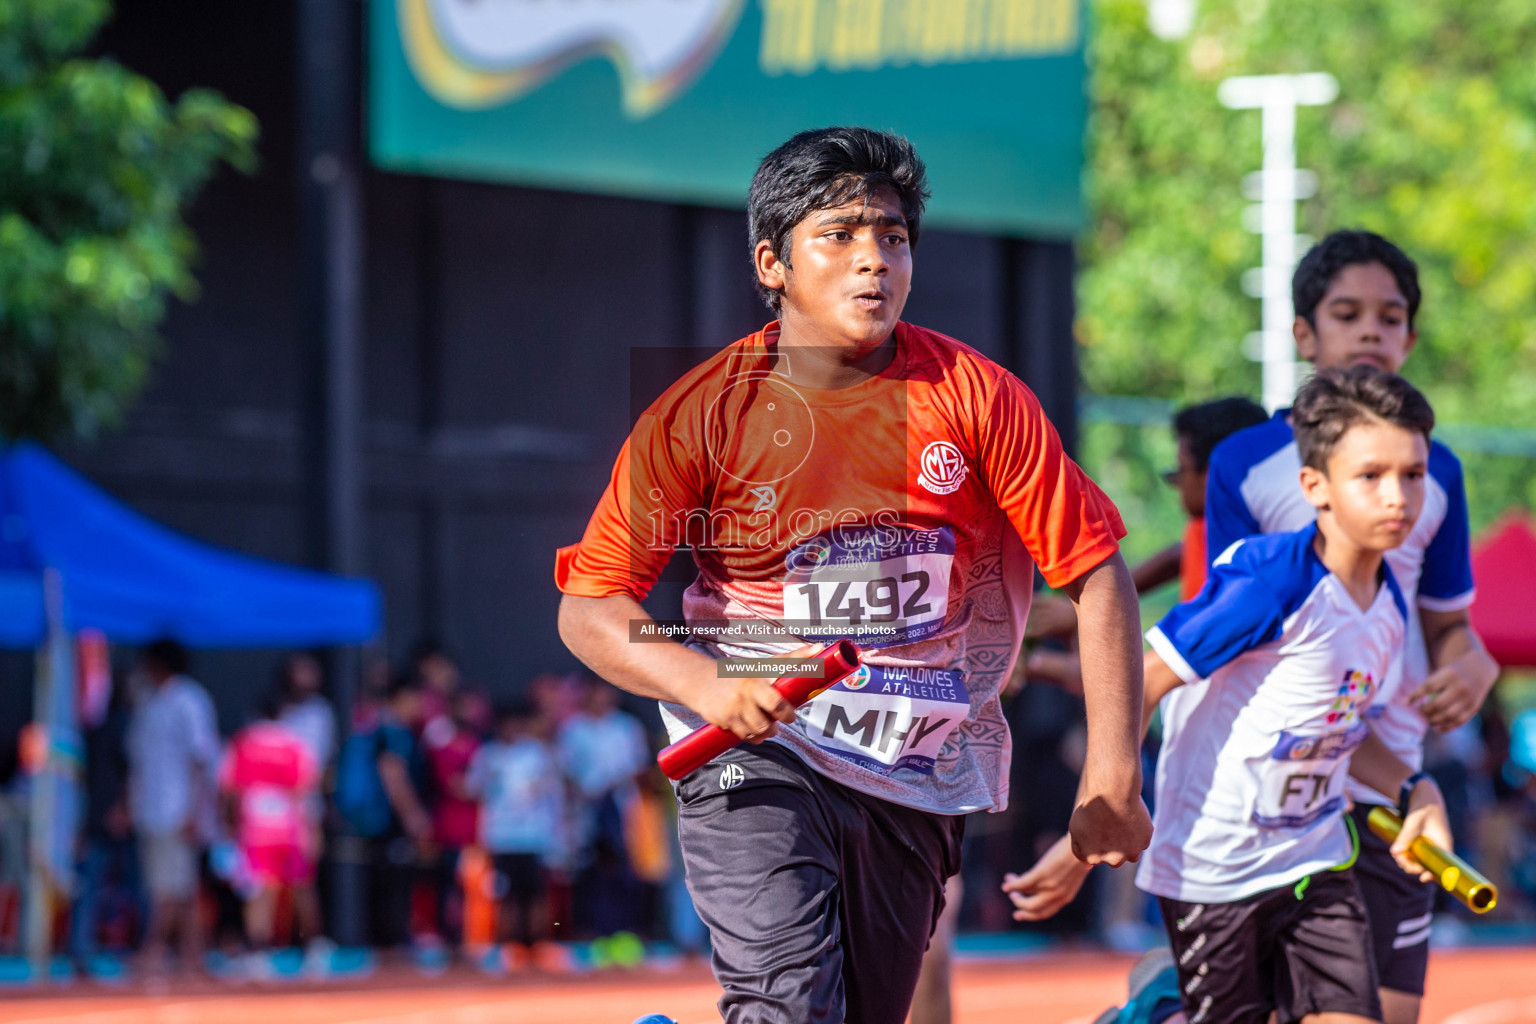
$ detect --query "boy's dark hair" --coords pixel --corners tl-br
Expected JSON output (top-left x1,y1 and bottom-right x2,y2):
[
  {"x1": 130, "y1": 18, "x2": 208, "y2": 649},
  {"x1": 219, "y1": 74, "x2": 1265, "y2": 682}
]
[
  {"x1": 256, "y1": 690, "x2": 285, "y2": 722},
  {"x1": 141, "y1": 638, "x2": 189, "y2": 677},
  {"x1": 1291, "y1": 366, "x2": 1434, "y2": 471},
  {"x1": 493, "y1": 697, "x2": 536, "y2": 725},
  {"x1": 1173, "y1": 396, "x2": 1269, "y2": 472},
  {"x1": 1292, "y1": 230, "x2": 1421, "y2": 330},
  {"x1": 385, "y1": 672, "x2": 418, "y2": 701},
  {"x1": 408, "y1": 636, "x2": 451, "y2": 667},
  {"x1": 747, "y1": 126, "x2": 929, "y2": 311}
]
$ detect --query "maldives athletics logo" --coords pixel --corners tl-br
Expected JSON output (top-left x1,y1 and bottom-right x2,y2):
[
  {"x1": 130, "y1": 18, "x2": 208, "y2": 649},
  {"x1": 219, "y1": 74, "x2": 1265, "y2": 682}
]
[
  {"x1": 399, "y1": 0, "x2": 746, "y2": 117},
  {"x1": 917, "y1": 441, "x2": 969, "y2": 496}
]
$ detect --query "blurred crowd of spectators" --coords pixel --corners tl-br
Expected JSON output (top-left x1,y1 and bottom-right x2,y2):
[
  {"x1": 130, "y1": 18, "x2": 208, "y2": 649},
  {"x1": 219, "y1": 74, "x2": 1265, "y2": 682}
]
[
  {"x1": 0, "y1": 639, "x2": 695, "y2": 978},
  {"x1": 0, "y1": 627, "x2": 1533, "y2": 981}
]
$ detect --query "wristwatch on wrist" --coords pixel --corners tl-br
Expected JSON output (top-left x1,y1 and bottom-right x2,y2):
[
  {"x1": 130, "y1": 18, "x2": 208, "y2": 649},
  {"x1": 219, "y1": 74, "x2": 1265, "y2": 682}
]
[{"x1": 1398, "y1": 770, "x2": 1432, "y2": 818}]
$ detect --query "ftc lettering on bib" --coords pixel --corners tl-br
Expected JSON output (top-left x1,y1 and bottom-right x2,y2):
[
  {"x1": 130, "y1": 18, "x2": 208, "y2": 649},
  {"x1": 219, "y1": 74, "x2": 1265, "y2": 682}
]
[
  {"x1": 1253, "y1": 669, "x2": 1375, "y2": 829},
  {"x1": 781, "y1": 525, "x2": 954, "y2": 647},
  {"x1": 795, "y1": 664, "x2": 969, "y2": 776}
]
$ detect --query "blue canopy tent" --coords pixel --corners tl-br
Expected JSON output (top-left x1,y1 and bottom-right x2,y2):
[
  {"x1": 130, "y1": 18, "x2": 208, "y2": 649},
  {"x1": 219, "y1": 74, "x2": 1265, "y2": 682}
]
[
  {"x1": 0, "y1": 442, "x2": 380, "y2": 965},
  {"x1": 0, "y1": 442, "x2": 379, "y2": 647}
]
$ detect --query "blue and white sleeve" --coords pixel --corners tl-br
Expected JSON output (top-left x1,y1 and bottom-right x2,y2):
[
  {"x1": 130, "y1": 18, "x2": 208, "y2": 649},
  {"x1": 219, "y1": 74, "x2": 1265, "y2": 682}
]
[
  {"x1": 1419, "y1": 449, "x2": 1475, "y2": 611},
  {"x1": 1204, "y1": 443, "x2": 1262, "y2": 568},
  {"x1": 1146, "y1": 551, "x2": 1285, "y2": 684}
]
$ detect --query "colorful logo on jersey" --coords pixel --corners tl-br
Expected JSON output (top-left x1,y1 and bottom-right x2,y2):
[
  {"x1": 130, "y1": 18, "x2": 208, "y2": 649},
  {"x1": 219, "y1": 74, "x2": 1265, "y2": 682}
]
[
  {"x1": 784, "y1": 536, "x2": 833, "y2": 573},
  {"x1": 842, "y1": 665, "x2": 872, "y2": 691},
  {"x1": 399, "y1": 0, "x2": 746, "y2": 118},
  {"x1": 1325, "y1": 669, "x2": 1375, "y2": 727},
  {"x1": 917, "y1": 441, "x2": 969, "y2": 495}
]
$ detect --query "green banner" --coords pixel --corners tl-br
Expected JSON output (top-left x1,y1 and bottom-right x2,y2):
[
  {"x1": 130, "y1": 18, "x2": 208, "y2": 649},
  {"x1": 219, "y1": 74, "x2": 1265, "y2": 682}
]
[{"x1": 369, "y1": 0, "x2": 1085, "y2": 237}]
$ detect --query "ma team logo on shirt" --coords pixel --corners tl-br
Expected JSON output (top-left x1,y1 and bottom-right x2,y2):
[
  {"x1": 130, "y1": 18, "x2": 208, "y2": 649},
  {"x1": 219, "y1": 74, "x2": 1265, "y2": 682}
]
[{"x1": 917, "y1": 441, "x2": 968, "y2": 495}]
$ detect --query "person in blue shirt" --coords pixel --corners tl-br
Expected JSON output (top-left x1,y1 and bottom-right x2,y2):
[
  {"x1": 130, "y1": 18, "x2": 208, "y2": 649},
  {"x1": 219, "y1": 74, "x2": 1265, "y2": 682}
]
[
  {"x1": 1203, "y1": 231, "x2": 1498, "y2": 1024},
  {"x1": 1009, "y1": 366, "x2": 1455, "y2": 1024}
]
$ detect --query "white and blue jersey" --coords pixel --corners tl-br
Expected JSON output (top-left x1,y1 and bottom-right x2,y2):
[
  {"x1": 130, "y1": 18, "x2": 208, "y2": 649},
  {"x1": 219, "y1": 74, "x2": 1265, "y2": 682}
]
[
  {"x1": 1205, "y1": 409, "x2": 1475, "y2": 804},
  {"x1": 1137, "y1": 527, "x2": 1407, "y2": 903}
]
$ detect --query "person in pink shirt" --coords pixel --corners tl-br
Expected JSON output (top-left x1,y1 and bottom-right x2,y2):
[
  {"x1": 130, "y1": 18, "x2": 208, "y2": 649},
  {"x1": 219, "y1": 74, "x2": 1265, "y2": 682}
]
[{"x1": 219, "y1": 696, "x2": 320, "y2": 957}]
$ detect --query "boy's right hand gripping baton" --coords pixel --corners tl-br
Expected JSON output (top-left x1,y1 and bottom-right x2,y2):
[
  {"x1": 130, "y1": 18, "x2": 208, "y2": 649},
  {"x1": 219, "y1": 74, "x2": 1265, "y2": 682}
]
[
  {"x1": 656, "y1": 640, "x2": 861, "y2": 781},
  {"x1": 1366, "y1": 806, "x2": 1498, "y2": 913}
]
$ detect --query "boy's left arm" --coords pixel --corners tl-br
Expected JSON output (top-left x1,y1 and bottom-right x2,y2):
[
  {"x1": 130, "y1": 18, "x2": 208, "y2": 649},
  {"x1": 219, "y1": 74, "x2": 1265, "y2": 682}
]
[
  {"x1": 1348, "y1": 730, "x2": 1454, "y2": 880},
  {"x1": 1063, "y1": 553, "x2": 1155, "y2": 867},
  {"x1": 1411, "y1": 608, "x2": 1499, "y2": 732}
]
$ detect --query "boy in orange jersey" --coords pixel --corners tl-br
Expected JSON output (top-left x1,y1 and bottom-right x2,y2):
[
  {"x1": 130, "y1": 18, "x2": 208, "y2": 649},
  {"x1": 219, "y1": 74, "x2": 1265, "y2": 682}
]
[{"x1": 556, "y1": 127, "x2": 1152, "y2": 1024}]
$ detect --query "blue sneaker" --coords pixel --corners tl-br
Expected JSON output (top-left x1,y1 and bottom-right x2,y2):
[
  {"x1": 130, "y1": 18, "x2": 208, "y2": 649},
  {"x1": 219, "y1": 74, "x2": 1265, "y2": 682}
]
[
  {"x1": 630, "y1": 1017, "x2": 678, "y2": 1024},
  {"x1": 1120, "y1": 947, "x2": 1182, "y2": 1024},
  {"x1": 1091, "y1": 948, "x2": 1182, "y2": 1024}
]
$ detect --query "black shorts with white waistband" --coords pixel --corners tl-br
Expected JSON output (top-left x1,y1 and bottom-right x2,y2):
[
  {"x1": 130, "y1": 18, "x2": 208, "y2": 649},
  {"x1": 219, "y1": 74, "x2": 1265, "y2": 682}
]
[{"x1": 1157, "y1": 868, "x2": 1381, "y2": 1024}]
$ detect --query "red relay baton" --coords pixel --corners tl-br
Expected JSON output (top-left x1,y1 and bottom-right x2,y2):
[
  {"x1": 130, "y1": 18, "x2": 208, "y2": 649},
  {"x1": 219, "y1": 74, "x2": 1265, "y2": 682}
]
[{"x1": 657, "y1": 639, "x2": 861, "y2": 780}]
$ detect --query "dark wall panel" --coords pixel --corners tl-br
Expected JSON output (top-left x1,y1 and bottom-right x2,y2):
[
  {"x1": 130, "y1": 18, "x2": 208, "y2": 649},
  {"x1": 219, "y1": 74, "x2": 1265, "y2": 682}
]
[
  {"x1": 365, "y1": 174, "x2": 429, "y2": 432},
  {"x1": 365, "y1": 500, "x2": 425, "y2": 660},
  {"x1": 441, "y1": 509, "x2": 589, "y2": 689}
]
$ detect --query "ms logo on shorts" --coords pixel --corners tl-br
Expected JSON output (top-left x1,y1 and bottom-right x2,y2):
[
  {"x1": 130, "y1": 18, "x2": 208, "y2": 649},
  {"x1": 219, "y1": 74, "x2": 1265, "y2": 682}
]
[
  {"x1": 918, "y1": 441, "x2": 968, "y2": 495},
  {"x1": 719, "y1": 763, "x2": 746, "y2": 790}
]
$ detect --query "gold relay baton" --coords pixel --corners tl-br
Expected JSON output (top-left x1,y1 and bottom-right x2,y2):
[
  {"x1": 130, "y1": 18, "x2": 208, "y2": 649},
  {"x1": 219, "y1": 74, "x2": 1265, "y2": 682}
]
[{"x1": 1366, "y1": 806, "x2": 1497, "y2": 913}]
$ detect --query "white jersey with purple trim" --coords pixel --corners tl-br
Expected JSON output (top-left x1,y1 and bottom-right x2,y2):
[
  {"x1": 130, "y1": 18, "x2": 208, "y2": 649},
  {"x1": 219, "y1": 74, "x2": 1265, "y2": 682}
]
[
  {"x1": 1204, "y1": 409, "x2": 1475, "y2": 804},
  {"x1": 1137, "y1": 526, "x2": 1408, "y2": 904}
]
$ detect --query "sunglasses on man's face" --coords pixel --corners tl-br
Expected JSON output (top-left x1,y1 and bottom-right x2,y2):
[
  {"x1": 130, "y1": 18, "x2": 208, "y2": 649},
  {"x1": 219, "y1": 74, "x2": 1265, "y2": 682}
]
[{"x1": 1161, "y1": 468, "x2": 1182, "y2": 486}]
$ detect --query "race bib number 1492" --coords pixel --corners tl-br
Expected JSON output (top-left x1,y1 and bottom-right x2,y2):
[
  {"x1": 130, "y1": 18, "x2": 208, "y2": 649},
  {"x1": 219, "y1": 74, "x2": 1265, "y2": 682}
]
[{"x1": 781, "y1": 526, "x2": 954, "y2": 646}]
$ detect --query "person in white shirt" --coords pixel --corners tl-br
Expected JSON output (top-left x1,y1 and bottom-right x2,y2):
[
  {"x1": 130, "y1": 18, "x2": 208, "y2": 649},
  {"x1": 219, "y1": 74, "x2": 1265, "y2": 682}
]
[
  {"x1": 274, "y1": 652, "x2": 337, "y2": 957},
  {"x1": 277, "y1": 652, "x2": 337, "y2": 770},
  {"x1": 1008, "y1": 368, "x2": 1455, "y2": 1024},
  {"x1": 557, "y1": 679, "x2": 650, "y2": 933},
  {"x1": 558, "y1": 679, "x2": 648, "y2": 807},
  {"x1": 126, "y1": 639, "x2": 219, "y2": 973},
  {"x1": 1203, "y1": 232, "x2": 1498, "y2": 1024},
  {"x1": 465, "y1": 699, "x2": 564, "y2": 950}
]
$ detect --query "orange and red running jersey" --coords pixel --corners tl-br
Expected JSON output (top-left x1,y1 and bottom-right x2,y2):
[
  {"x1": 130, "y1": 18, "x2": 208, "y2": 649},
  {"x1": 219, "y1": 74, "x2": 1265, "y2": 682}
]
[{"x1": 557, "y1": 322, "x2": 1125, "y2": 815}]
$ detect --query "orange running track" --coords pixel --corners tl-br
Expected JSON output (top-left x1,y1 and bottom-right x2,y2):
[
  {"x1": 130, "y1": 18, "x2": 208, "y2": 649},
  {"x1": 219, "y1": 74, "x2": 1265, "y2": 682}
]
[{"x1": 2, "y1": 949, "x2": 1534, "y2": 1024}]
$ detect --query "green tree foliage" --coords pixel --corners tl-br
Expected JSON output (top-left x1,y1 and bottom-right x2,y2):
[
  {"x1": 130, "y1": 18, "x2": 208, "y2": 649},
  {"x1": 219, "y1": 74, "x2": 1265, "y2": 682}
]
[
  {"x1": 1080, "y1": 0, "x2": 1536, "y2": 534},
  {"x1": 0, "y1": 0, "x2": 255, "y2": 442}
]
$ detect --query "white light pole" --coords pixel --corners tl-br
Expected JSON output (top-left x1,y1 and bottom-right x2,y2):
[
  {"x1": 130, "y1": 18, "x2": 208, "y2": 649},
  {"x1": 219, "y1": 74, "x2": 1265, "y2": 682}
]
[{"x1": 1219, "y1": 72, "x2": 1337, "y2": 412}]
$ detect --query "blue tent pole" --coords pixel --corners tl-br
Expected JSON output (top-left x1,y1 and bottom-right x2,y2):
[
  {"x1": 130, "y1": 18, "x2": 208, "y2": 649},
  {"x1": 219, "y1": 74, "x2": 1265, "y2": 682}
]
[{"x1": 26, "y1": 569, "x2": 80, "y2": 974}]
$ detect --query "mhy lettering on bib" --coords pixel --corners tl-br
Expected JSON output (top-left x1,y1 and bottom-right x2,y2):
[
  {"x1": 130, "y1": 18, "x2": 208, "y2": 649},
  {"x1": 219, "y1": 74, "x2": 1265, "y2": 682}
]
[{"x1": 795, "y1": 665, "x2": 969, "y2": 775}]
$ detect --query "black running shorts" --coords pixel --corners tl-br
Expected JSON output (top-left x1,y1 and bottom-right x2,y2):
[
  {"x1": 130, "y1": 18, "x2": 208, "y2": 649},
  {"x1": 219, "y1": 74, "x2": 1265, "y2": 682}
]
[
  {"x1": 1157, "y1": 869, "x2": 1382, "y2": 1024},
  {"x1": 1348, "y1": 803, "x2": 1435, "y2": 996},
  {"x1": 674, "y1": 741, "x2": 963, "y2": 1024}
]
